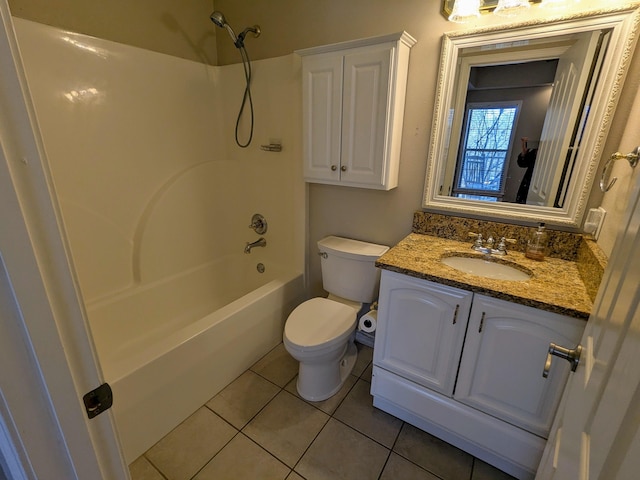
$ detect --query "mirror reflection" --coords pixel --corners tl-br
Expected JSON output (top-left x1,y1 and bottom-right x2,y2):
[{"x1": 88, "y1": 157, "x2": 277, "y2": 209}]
[
  {"x1": 442, "y1": 29, "x2": 610, "y2": 207},
  {"x1": 423, "y1": 9, "x2": 640, "y2": 227}
]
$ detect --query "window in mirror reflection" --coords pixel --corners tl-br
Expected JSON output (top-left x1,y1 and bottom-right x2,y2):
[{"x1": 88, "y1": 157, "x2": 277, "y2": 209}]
[{"x1": 453, "y1": 102, "x2": 520, "y2": 201}]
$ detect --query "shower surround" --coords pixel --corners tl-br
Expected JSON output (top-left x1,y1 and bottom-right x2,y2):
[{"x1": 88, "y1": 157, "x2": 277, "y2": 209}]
[{"x1": 13, "y1": 18, "x2": 305, "y2": 462}]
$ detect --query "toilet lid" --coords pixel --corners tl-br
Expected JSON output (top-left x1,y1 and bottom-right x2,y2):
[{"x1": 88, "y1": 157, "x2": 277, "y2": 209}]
[{"x1": 285, "y1": 298, "x2": 357, "y2": 348}]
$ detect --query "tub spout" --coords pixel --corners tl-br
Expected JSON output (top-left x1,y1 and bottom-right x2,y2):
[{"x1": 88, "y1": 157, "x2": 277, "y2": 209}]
[{"x1": 245, "y1": 237, "x2": 266, "y2": 254}]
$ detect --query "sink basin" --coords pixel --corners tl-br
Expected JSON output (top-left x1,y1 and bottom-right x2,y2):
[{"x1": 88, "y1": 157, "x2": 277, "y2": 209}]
[{"x1": 441, "y1": 256, "x2": 531, "y2": 281}]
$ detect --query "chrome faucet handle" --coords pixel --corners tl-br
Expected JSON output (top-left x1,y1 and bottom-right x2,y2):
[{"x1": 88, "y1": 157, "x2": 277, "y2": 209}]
[
  {"x1": 497, "y1": 237, "x2": 517, "y2": 253},
  {"x1": 248, "y1": 213, "x2": 268, "y2": 234},
  {"x1": 468, "y1": 232, "x2": 484, "y2": 249}
]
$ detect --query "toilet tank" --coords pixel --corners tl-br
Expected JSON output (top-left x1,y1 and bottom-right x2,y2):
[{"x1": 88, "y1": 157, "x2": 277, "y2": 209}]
[{"x1": 318, "y1": 236, "x2": 389, "y2": 303}]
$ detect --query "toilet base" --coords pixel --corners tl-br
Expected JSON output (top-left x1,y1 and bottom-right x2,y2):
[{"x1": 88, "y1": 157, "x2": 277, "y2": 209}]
[{"x1": 296, "y1": 340, "x2": 358, "y2": 402}]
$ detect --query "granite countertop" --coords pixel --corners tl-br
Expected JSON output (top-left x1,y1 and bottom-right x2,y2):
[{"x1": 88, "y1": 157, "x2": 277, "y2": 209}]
[{"x1": 376, "y1": 233, "x2": 593, "y2": 319}]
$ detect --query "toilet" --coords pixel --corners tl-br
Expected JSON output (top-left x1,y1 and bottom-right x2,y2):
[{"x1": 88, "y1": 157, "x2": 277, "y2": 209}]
[{"x1": 283, "y1": 235, "x2": 389, "y2": 401}]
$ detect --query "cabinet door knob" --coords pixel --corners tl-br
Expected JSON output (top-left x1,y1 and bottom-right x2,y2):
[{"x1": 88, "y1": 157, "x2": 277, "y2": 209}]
[
  {"x1": 341, "y1": 165, "x2": 347, "y2": 172},
  {"x1": 331, "y1": 165, "x2": 337, "y2": 171},
  {"x1": 543, "y1": 343, "x2": 582, "y2": 378}
]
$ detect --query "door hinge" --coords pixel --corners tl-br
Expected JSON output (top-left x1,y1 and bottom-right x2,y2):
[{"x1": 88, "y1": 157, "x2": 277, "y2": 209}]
[{"x1": 83, "y1": 383, "x2": 113, "y2": 419}]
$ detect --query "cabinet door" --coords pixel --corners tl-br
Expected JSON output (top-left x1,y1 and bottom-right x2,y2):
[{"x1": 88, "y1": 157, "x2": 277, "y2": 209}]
[
  {"x1": 454, "y1": 294, "x2": 585, "y2": 438},
  {"x1": 302, "y1": 53, "x2": 343, "y2": 182},
  {"x1": 340, "y1": 46, "x2": 391, "y2": 187},
  {"x1": 374, "y1": 271, "x2": 472, "y2": 396}
]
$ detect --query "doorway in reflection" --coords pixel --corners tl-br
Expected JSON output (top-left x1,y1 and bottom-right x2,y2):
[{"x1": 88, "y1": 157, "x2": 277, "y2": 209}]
[{"x1": 452, "y1": 60, "x2": 556, "y2": 203}]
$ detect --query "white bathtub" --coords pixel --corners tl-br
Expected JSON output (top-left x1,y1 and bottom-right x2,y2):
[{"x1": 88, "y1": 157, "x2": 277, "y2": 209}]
[
  {"x1": 14, "y1": 18, "x2": 305, "y2": 464},
  {"x1": 86, "y1": 256, "x2": 304, "y2": 463}
]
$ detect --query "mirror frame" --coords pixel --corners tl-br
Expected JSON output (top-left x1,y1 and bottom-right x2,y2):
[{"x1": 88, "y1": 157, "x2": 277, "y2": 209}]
[{"x1": 424, "y1": 6, "x2": 640, "y2": 228}]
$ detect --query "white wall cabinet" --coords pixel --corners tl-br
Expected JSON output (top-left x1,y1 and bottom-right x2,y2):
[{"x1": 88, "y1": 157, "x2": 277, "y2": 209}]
[
  {"x1": 298, "y1": 32, "x2": 415, "y2": 190},
  {"x1": 371, "y1": 270, "x2": 585, "y2": 480}
]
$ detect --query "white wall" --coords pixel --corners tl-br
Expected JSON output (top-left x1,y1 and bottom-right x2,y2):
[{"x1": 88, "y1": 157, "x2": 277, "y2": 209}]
[
  {"x1": 9, "y1": 0, "x2": 217, "y2": 64},
  {"x1": 597, "y1": 78, "x2": 640, "y2": 256},
  {"x1": 14, "y1": 18, "x2": 304, "y2": 304}
]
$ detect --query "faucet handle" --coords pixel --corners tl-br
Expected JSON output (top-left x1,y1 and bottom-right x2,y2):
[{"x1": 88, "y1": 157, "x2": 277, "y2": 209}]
[
  {"x1": 497, "y1": 237, "x2": 517, "y2": 253},
  {"x1": 248, "y1": 213, "x2": 268, "y2": 234},
  {"x1": 468, "y1": 232, "x2": 484, "y2": 248}
]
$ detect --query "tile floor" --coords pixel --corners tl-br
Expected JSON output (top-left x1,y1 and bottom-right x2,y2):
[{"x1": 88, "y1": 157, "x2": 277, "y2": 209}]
[{"x1": 129, "y1": 343, "x2": 517, "y2": 480}]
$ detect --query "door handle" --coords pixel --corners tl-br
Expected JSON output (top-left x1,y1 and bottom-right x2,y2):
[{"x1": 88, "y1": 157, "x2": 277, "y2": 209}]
[{"x1": 543, "y1": 343, "x2": 582, "y2": 378}]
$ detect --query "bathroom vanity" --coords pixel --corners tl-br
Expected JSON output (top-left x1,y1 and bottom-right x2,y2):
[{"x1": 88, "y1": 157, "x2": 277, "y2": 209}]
[{"x1": 370, "y1": 222, "x2": 600, "y2": 480}]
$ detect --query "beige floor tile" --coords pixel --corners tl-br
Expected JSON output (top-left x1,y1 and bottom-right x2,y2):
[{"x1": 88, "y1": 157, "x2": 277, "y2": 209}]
[
  {"x1": 193, "y1": 433, "x2": 290, "y2": 480},
  {"x1": 333, "y1": 379, "x2": 403, "y2": 448},
  {"x1": 129, "y1": 456, "x2": 164, "y2": 480},
  {"x1": 361, "y1": 362, "x2": 373, "y2": 383},
  {"x1": 352, "y1": 344, "x2": 373, "y2": 377},
  {"x1": 284, "y1": 374, "x2": 357, "y2": 415},
  {"x1": 472, "y1": 459, "x2": 518, "y2": 480},
  {"x1": 380, "y1": 453, "x2": 440, "y2": 480},
  {"x1": 145, "y1": 407, "x2": 237, "y2": 480},
  {"x1": 206, "y1": 370, "x2": 280, "y2": 429},
  {"x1": 295, "y1": 418, "x2": 389, "y2": 480},
  {"x1": 243, "y1": 390, "x2": 329, "y2": 467},
  {"x1": 251, "y1": 343, "x2": 299, "y2": 387},
  {"x1": 286, "y1": 472, "x2": 306, "y2": 480},
  {"x1": 393, "y1": 423, "x2": 473, "y2": 480}
]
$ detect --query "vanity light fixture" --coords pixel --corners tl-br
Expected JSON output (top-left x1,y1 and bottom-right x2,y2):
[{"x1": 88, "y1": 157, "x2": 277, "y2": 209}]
[
  {"x1": 539, "y1": 0, "x2": 571, "y2": 8},
  {"x1": 494, "y1": 0, "x2": 531, "y2": 17},
  {"x1": 448, "y1": 0, "x2": 532, "y2": 22},
  {"x1": 448, "y1": 0, "x2": 482, "y2": 23}
]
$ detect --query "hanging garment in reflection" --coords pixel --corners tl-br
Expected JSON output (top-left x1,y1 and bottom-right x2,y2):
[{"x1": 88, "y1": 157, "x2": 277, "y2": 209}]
[{"x1": 516, "y1": 148, "x2": 538, "y2": 204}]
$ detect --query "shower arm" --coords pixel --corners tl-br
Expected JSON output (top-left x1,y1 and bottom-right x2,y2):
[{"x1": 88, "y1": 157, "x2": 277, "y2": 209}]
[{"x1": 235, "y1": 26, "x2": 261, "y2": 49}]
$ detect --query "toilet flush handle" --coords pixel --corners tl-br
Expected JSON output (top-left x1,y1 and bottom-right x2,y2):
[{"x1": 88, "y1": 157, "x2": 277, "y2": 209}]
[{"x1": 318, "y1": 251, "x2": 328, "y2": 259}]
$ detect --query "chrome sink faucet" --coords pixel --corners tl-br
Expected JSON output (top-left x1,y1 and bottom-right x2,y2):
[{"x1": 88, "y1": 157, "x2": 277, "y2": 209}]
[
  {"x1": 468, "y1": 232, "x2": 516, "y2": 255},
  {"x1": 244, "y1": 237, "x2": 266, "y2": 254}
]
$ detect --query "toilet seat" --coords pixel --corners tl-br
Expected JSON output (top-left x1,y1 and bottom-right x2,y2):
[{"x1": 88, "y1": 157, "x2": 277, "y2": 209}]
[{"x1": 284, "y1": 298, "x2": 357, "y2": 352}]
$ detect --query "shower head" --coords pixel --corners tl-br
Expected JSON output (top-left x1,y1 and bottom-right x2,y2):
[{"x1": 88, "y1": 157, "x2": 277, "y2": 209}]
[
  {"x1": 210, "y1": 10, "x2": 260, "y2": 49},
  {"x1": 209, "y1": 11, "x2": 226, "y2": 28}
]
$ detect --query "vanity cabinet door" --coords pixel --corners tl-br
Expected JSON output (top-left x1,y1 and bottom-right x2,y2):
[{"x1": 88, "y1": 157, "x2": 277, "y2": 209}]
[
  {"x1": 374, "y1": 270, "x2": 472, "y2": 397},
  {"x1": 454, "y1": 294, "x2": 585, "y2": 438}
]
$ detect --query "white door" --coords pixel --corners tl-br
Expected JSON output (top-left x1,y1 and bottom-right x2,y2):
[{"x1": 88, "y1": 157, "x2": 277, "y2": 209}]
[
  {"x1": 0, "y1": 3, "x2": 128, "y2": 478},
  {"x1": 528, "y1": 31, "x2": 601, "y2": 206},
  {"x1": 536, "y1": 168, "x2": 640, "y2": 478}
]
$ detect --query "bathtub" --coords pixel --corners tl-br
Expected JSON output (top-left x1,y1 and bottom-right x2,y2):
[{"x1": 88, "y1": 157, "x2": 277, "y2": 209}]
[
  {"x1": 86, "y1": 255, "x2": 304, "y2": 463},
  {"x1": 13, "y1": 17, "x2": 305, "y2": 464}
]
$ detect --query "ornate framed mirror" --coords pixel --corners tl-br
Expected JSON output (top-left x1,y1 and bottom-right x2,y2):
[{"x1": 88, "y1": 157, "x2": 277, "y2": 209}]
[{"x1": 424, "y1": 6, "x2": 640, "y2": 228}]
